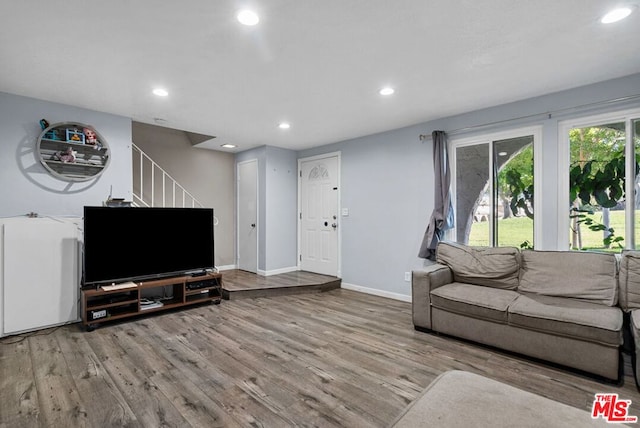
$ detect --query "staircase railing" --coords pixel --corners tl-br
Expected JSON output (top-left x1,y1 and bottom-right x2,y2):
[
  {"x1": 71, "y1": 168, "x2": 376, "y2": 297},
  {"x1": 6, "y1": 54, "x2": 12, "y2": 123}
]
[{"x1": 132, "y1": 143, "x2": 203, "y2": 209}]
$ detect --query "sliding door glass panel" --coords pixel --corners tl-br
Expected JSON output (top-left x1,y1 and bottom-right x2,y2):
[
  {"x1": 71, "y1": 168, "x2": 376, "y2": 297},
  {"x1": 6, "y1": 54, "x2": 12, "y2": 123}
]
[
  {"x1": 456, "y1": 143, "x2": 489, "y2": 246},
  {"x1": 494, "y1": 136, "x2": 534, "y2": 248},
  {"x1": 569, "y1": 122, "x2": 626, "y2": 252}
]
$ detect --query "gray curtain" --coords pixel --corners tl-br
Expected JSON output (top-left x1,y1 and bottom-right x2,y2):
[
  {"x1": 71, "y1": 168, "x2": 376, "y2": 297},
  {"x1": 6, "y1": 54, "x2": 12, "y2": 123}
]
[{"x1": 418, "y1": 130, "x2": 454, "y2": 260}]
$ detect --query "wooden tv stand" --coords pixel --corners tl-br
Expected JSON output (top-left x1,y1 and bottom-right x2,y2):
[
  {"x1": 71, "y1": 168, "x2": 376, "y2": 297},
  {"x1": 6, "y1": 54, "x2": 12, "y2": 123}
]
[{"x1": 81, "y1": 272, "x2": 222, "y2": 331}]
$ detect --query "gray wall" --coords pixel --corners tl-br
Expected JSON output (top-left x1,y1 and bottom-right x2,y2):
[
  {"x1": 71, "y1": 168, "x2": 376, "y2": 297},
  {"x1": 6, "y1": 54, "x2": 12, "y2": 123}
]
[
  {"x1": 6, "y1": 72, "x2": 640, "y2": 301},
  {"x1": 236, "y1": 146, "x2": 267, "y2": 271},
  {"x1": 0, "y1": 92, "x2": 132, "y2": 218},
  {"x1": 264, "y1": 146, "x2": 298, "y2": 272},
  {"x1": 299, "y1": 125, "x2": 431, "y2": 299},
  {"x1": 299, "y1": 72, "x2": 640, "y2": 299},
  {"x1": 132, "y1": 122, "x2": 235, "y2": 267},
  {"x1": 235, "y1": 146, "x2": 298, "y2": 273}
]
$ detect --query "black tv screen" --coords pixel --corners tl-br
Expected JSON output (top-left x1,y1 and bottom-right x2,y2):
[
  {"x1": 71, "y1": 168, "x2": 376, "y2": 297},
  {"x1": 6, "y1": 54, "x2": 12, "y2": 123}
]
[{"x1": 83, "y1": 206, "x2": 214, "y2": 286}]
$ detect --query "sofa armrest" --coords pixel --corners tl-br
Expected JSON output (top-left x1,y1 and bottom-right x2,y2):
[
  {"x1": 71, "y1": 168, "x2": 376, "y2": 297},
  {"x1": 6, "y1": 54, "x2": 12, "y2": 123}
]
[{"x1": 412, "y1": 263, "x2": 453, "y2": 330}]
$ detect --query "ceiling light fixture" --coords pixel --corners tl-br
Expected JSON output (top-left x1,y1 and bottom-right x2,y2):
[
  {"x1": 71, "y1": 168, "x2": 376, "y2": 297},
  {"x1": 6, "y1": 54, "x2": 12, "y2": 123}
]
[
  {"x1": 601, "y1": 7, "x2": 633, "y2": 23},
  {"x1": 153, "y1": 88, "x2": 168, "y2": 97},
  {"x1": 278, "y1": 122, "x2": 291, "y2": 129},
  {"x1": 221, "y1": 144, "x2": 237, "y2": 149},
  {"x1": 379, "y1": 87, "x2": 395, "y2": 96},
  {"x1": 498, "y1": 151, "x2": 508, "y2": 157},
  {"x1": 237, "y1": 10, "x2": 259, "y2": 26}
]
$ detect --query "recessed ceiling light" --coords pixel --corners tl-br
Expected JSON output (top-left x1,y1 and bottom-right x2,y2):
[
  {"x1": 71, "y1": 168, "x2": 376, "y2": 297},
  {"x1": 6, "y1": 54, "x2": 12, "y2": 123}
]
[
  {"x1": 153, "y1": 88, "x2": 168, "y2": 97},
  {"x1": 498, "y1": 151, "x2": 508, "y2": 156},
  {"x1": 221, "y1": 144, "x2": 237, "y2": 149},
  {"x1": 237, "y1": 10, "x2": 259, "y2": 26},
  {"x1": 601, "y1": 7, "x2": 633, "y2": 24},
  {"x1": 379, "y1": 87, "x2": 395, "y2": 96},
  {"x1": 278, "y1": 122, "x2": 291, "y2": 129}
]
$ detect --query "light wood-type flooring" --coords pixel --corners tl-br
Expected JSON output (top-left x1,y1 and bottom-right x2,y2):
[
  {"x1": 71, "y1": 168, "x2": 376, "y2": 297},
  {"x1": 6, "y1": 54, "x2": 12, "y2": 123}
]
[
  {"x1": 221, "y1": 269, "x2": 341, "y2": 300},
  {"x1": 2, "y1": 287, "x2": 640, "y2": 427}
]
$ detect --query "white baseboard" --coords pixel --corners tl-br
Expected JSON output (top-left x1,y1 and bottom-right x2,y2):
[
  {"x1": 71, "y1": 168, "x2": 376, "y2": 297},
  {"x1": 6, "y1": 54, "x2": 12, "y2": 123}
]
[
  {"x1": 257, "y1": 266, "x2": 299, "y2": 276},
  {"x1": 217, "y1": 265, "x2": 298, "y2": 276},
  {"x1": 341, "y1": 282, "x2": 412, "y2": 302}
]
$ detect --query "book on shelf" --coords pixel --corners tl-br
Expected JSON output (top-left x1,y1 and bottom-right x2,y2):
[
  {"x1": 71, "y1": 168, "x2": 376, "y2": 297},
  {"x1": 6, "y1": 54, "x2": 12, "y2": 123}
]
[
  {"x1": 100, "y1": 281, "x2": 138, "y2": 291},
  {"x1": 140, "y1": 301, "x2": 164, "y2": 311}
]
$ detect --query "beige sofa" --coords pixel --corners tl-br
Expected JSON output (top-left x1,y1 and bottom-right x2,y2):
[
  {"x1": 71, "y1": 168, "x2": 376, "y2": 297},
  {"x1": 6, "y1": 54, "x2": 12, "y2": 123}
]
[
  {"x1": 619, "y1": 250, "x2": 640, "y2": 387},
  {"x1": 389, "y1": 370, "x2": 622, "y2": 427},
  {"x1": 412, "y1": 242, "x2": 624, "y2": 381}
]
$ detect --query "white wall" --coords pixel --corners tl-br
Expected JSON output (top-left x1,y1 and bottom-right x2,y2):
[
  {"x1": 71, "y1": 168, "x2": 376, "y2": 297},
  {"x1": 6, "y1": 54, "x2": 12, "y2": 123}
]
[
  {"x1": 0, "y1": 92, "x2": 132, "y2": 217},
  {"x1": 299, "y1": 72, "x2": 640, "y2": 301}
]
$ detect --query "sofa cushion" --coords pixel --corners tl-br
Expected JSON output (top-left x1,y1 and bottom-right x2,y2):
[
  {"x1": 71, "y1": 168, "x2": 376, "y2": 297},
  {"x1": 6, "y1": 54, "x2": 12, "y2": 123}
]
[
  {"x1": 508, "y1": 293, "x2": 623, "y2": 346},
  {"x1": 518, "y1": 250, "x2": 618, "y2": 306},
  {"x1": 390, "y1": 370, "x2": 619, "y2": 428},
  {"x1": 618, "y1": 251, "x2": 640, "y2": 310},
  {"x1": 631, "y1": 310, "x2": 640, "y2": 340},
  {"x1": 430, "y1": 283, "x2": 520, "y2": 323},
  {"x1": 436, "y1": 242, "x2": 520, "y2": 289}
]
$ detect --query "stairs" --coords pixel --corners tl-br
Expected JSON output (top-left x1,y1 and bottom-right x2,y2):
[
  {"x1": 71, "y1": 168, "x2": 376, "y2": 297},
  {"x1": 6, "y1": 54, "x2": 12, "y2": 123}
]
[
  {"x1": 132, "y1": 145, "x2": 341, "y2": 299},
  {"x1": 132, "y1": 143, "x2": 203, "y2": 208}
]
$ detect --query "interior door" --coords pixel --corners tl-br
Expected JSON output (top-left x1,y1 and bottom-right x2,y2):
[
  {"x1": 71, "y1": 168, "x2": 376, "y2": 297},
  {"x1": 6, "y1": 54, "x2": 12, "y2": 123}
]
[
  {"x1": 299, "y1": 154, "x2": 339, "y2": 276},
  {"x1": 237, "y1": 160, "x2": 258, "y2": 273}
]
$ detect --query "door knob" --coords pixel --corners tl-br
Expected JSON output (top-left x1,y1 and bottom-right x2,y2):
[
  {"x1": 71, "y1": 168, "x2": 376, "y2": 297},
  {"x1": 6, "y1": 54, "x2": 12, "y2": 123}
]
[{"x1": 251, "y1": 223, "x2": 256, "y2": 228}]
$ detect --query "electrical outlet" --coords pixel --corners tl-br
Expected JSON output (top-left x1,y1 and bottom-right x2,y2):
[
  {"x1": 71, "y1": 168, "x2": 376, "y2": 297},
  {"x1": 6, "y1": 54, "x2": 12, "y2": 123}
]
[
  {"x1": 90, "y1": 309, "x2": 107, "y2": 320},
  {"x1": 404, "y1": 272, "x2": 411, "y2": 282}
]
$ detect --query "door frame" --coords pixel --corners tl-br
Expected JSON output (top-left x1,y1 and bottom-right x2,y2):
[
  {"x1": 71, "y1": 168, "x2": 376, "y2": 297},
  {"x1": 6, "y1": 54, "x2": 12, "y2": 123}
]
[
  {"x1": 236, "y1": 159, "x2": 258, "y2": 272},
  {"x1": 297, "y1": 151, "x2": 342, "y2": 277},
  {"x1": 557, "y1": 107, "x2": 640, "y2": 250},
  {"x1": 448, "y1": 125, "x2": 542, "y2": 247}
]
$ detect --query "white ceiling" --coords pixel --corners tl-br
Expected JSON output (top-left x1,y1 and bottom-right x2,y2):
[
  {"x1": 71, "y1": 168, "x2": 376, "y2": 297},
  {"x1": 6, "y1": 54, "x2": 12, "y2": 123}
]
[{"x1": 1, "y1": 1, "x2": 639, "y2": 153}]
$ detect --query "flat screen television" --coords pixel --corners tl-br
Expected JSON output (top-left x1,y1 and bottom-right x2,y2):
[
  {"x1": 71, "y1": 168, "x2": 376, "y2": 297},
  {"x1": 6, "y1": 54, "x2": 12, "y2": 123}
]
[{"x1": 83, "y1": 206, "x2": 215, "y2": 287}]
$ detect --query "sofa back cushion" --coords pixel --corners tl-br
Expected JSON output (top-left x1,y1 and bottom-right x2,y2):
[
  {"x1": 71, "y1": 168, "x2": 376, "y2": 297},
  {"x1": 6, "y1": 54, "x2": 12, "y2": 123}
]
[
  {"x1": 618, "y1": 250, "x2": 640, "y2": 310},
  {"x1": 518, "y1": 250, "x2": 617, "y2": 306},
  {"x1": 436, "y1": 242, "x2": 520, "y2": 289}
]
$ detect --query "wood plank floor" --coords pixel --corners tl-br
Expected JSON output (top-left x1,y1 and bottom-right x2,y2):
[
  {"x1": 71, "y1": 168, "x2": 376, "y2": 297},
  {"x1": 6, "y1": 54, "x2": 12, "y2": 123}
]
[
  {"x1": 2, "y1": 288, "x2": 640, "y2": 427},
  {"x1": 221, "y1": 270, "x2": 341, "y2": 300}
]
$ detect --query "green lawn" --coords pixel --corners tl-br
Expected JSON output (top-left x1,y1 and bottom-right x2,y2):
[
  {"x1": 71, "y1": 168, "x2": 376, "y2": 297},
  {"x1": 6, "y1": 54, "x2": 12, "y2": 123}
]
[
  {"x1": 467, "y1": 210, "x2": 639, "y2": 251},
  {"x1": 467, "y1": 216, "x2": 533, "y2": 248}
]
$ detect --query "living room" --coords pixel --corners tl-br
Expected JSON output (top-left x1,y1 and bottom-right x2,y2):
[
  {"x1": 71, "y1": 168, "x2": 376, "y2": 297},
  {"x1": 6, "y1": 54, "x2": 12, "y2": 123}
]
[{"x1": 2, "y1": 2, "x2": 640, "y2": 426}]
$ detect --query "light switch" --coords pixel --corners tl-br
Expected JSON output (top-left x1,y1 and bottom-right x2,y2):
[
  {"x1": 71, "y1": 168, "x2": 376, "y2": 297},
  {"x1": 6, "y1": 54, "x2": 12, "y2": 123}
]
[{"x1": 341, "y1": 208, "x2": 349, "y2": 216}]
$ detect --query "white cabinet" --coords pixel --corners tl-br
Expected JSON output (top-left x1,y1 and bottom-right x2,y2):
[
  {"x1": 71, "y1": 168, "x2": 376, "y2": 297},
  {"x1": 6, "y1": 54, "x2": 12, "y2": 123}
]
[{"x1": 0, "y1": 217, "x2": 81, "y2": 336}]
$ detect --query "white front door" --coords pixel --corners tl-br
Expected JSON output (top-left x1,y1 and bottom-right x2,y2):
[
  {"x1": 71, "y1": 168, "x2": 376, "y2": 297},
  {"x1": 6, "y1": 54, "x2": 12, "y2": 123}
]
[
  {"x1": 299, "y1": 154, "x2": 340, "y2": 276},
  {"x1": 237, "y1": 160, "x2": 258, "y2": 273}
]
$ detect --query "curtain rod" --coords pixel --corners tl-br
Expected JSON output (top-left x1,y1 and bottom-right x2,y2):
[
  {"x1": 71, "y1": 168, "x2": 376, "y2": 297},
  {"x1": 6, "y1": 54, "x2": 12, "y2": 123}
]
[{"x1": 418, "y1": 93, "x2": 640, "y2": 141}]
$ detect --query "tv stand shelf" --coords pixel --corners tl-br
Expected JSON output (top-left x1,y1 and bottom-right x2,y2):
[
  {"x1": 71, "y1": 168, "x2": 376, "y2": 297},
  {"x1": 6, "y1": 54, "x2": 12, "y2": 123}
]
[{"x1": 81, "y1": 273, "x2": 222, "y2": 331}]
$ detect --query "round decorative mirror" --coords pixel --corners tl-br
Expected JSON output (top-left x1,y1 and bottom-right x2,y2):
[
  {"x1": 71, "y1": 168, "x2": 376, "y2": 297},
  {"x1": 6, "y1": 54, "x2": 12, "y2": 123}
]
[{"x1": 37, "y1": 121, "x2": 110, "y2": 181}]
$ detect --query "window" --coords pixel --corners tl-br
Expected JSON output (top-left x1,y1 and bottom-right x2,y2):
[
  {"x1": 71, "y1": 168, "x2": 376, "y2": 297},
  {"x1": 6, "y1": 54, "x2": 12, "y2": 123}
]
[
  {"x1": 559, "y1": 111, "x2": 640, "y2": 251},
  {"x1": 452, "y1": 127, "x2": 540, "y2": 248}
]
